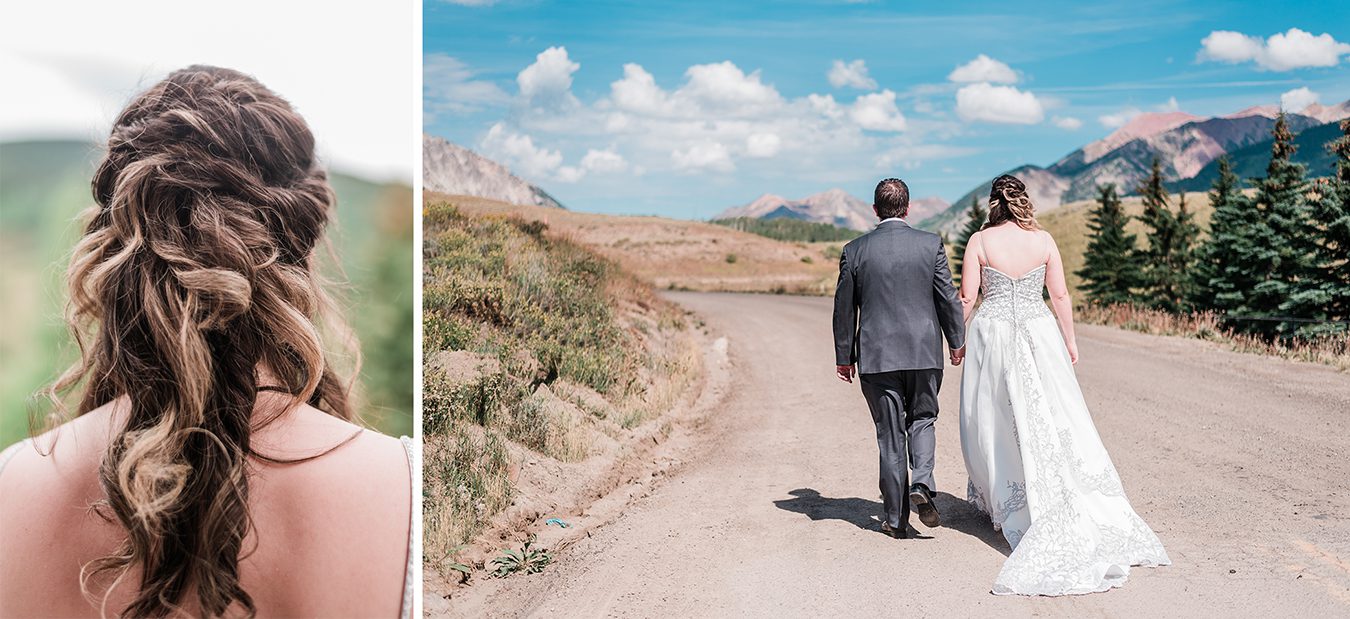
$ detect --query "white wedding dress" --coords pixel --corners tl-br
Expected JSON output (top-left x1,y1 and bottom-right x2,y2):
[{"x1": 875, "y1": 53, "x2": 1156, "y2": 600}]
[{"x1": 960, "y1": 264, "x2": 1170, "y2": 596}]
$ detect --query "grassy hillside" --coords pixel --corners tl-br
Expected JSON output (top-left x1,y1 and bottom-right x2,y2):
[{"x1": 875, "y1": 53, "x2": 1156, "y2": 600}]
[
  {"x1": 0, "y1": 140, "x2": 413, "y2": 445},
  {"x1": 430, "y1": 192, "x2": 838, "y2": 294},
  {"x1": 710, "y1": 217, "x2": 862, "y2": 242},
  {"x1": 421, "y1": 200, "x2": 702, "y2": 572}
]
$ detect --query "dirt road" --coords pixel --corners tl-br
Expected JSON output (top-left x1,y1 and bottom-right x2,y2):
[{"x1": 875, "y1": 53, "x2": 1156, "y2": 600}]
[{"x1": 455, "y1": 292, "x2": 1350, "y2": 617}]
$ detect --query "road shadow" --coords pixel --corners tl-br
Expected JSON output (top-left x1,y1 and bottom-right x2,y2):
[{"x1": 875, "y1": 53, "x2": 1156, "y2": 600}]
[
  {"x1": 773, "y1": 488, "x2": 932, "y2": 540},
  {"x1": 933, "y1": 491, "x2": 1011, "y2": 556}
]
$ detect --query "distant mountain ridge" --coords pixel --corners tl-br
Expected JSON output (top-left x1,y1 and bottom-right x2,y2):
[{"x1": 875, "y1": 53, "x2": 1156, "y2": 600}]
[
  {"x1": 715, "y1": 189, "x2": 948, "y2": 232},
  {"x1": 422, "y1": 134, "x2": 564, "y2": 210},
  {"x1": 1168, "y1": 118, "x2": 1345, "y2": 194},
  {"x1": 922, "y1": 100, "x2": 1350, "y2": 232}
]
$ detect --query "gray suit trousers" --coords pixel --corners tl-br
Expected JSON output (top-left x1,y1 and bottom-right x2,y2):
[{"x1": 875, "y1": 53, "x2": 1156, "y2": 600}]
[{"x1": 859, "y1": 368, "x2": 941, "y2": 529}]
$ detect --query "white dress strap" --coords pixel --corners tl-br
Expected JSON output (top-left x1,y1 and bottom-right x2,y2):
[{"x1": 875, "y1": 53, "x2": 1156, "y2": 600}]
[
  {"x1": 0, "y1": 438, "x2": 32, "y2": 480},
  {"x1": 398, "y1": 435, "x2": 417, "y2": 619}
]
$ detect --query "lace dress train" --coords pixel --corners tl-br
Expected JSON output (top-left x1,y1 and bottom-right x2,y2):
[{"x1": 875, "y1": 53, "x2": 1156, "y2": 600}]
[{"x1": 959, "y1": 265, "x2": 1170, "y2": 596}]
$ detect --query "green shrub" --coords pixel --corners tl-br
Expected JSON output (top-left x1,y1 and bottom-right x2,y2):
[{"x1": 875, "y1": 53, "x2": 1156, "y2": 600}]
[{"x1": 711, "y1": 216, "x2": 861, "y2": 242}]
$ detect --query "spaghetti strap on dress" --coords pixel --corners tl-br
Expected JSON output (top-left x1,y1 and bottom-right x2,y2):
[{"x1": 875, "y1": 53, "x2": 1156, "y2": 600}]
[
  {"x1": 398, "y1": 435, "x2": 417, "y2": 619},
  {"x1": 0, "y1": 438, "x2": 30, "y2": 477}
]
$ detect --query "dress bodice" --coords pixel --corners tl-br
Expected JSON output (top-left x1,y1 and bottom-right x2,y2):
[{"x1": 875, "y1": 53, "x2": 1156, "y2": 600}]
[{"x1": 977, "y1": 264, "x2": 1053, "y2": 324}]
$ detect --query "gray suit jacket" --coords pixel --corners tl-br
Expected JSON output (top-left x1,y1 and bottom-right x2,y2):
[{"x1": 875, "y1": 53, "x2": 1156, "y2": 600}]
[{"x1": 833, "y1": 220, "x2": 965, "y2": 374}]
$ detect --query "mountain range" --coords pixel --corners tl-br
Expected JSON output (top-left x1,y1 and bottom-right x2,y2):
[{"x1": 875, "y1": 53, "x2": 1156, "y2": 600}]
[
  {"x1": 714, "y1": 189, "x2": 948, "y2": 232},
  {"x1": 921, "y1": 100, "x2": 1350, "y2": 232},
  {"x1": 423, "y1": 134, "x2": 565, "y2": 210}
]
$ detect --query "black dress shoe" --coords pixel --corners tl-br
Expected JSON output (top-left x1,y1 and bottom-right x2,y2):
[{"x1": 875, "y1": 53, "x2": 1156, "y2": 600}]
[
  {"x1": 910, "y1": 485, "x2": 941, "y2": 528},
  {"x1": 880, "y1": 522, "x2": 908, "y2": 539}
]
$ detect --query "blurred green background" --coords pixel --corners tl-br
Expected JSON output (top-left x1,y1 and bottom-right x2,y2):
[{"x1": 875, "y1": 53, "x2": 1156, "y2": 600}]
[{"x1": 0, "y1": 140, "x2": 414, "y2": 446}]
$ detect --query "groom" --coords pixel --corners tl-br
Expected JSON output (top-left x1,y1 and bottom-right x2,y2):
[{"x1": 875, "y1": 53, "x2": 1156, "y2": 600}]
[{"x1": 832, "y1": 178, "x2": 966, "y2": 539}]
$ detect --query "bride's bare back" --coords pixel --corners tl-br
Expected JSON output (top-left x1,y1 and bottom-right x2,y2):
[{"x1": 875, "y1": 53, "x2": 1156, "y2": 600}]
[
  {"x1": 959, "y1": 222, "x2": 1079, "y2": 363},
  {"x1": 0, "y1": 396, "x2": 412, "y2": 617}
]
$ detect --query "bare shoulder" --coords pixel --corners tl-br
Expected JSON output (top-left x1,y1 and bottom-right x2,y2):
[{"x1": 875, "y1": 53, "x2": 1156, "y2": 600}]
[
  {"x1": 1040, "y1": 228, "x2": 1061, "y2": 250},
  {"x1": 0, "y1": 401, "x2": 119, "y2": 512},
  {"x1": 0, "y1": 402, "x2": 122, "y2": 598},
  {"x1": 245, "y1": 404, "x2": 411, "y2": 612},
  {"x1": 253, "y1": 402, "x2": 410, "y2": 496}
]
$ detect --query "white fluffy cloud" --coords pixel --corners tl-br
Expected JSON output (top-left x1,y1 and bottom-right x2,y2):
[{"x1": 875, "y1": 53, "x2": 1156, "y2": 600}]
[
  {"x1": 610, "y1": 64, "x2": 672, "y2": 115},
  {"x1": 672, "y1": 142, "x2": 735, "y2": 173},
  {"x1": 849, "y1": 90, "x2": 907, "y2": 132},
  {"x1": 955, "y1": 83, "x2": 1044, "y2": 124},
  {"x1": 424, "y1": 53, "x2": 509, "y2": 115},
  {"x1": 1199, "y1": 28, "x2": 1350, "y2": 71},
  {"x1": 609, "y1": 61, "x2": 782, "y2": 118},
  {"x1": 480, "y1": 122, "x2": 563, "y2": 178},
  {"x1": 948, "y1": 54, "x2": 1018, "y2": 84},
  {"x1": 518, "y1": 46, "x2": 580, "y2": 106},
  {"x1": 1098, "y1": 107, "x2": 1142, "y2": 129},
  {"x1": 587, "y1": 59, "x2": 925, "y2": 175},
  {"x1": 1280, "y1": 87, "x2": 1320, "y2": 113},
  {"x1": 807, "y1": 93, "x2": 844, "y2": 120},
  {"x1": 746, "y1": 133, "x2": 782, "y2": 158},
  {"x1": 828, "y1": 59, "x2": 878, "y2": 90},
  {"x1": 479, "y1": 128, "x2": 629, "y2": 184},
  {"x1": 1158, "y1": 97, "x2": 1180, "y2": 112},
  {"x1": 680, "y1": 62, "x2": 782, "y2": 111},
  {"x1": 580, "y1": 148, "x2": 629, "y2": 173},
  {"x1": 480, "y1": 52, "x2": 974, "y2": 189},
  {"x1": 1052, "y1": 116, "x2": 1083, "y2": 130}
]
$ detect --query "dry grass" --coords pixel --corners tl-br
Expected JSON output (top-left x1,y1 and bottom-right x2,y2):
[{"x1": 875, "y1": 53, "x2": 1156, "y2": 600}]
[
  {"x1": 421, "y1": 200, "x2": 704, "y2": 576},
  {"x1": 430, "y1": 192, "x2": 837, "y2": 294},
  {"x1": 1077, "y1": 303, "x2": 1350, "y2": 371}
]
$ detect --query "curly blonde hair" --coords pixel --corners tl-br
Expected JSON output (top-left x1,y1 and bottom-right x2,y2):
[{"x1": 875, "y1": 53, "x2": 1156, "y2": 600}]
[
  {"x1": 983, "y1": 174, "x2": 1040, "y2": 231},
  {"x1": 43, "y1": 65, "x2": 358, "y2": 618}
]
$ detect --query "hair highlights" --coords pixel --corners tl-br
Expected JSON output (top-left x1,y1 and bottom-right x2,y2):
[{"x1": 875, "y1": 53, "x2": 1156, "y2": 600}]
[
  {"x1": 42, "y1": 65, "x2": 357, "y2": 618},
  {"x1": 984, "y1": 174, "x2": 1039, "y2": 231}
]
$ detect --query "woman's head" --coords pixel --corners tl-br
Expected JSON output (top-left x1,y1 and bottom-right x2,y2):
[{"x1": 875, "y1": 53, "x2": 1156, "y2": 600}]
[
  {"x1": 49, "y1": 65, "x2": 355, "y2": 617},
  {"x1": 984, "y1": 174, "x2": 1039, "y2": 231}
]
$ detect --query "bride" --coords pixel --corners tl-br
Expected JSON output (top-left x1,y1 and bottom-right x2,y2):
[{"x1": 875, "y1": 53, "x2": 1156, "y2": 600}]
[{"x1": 956, "y1": 174, "x2": 1169, "y2": 596}]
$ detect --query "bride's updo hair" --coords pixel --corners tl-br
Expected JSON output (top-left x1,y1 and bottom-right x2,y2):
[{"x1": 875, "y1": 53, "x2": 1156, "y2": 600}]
[
  {"x1": 984, "y1": 174, "x2": 1040, "y2": 231},
  {"x1": 45, "y1": 65, "x2": 357, "y2": 617}
]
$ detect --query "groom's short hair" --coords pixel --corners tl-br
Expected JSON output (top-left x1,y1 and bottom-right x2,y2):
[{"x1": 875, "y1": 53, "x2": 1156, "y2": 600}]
[{"x1": 874, "y1": 178, "x2": 910, "y2": 219}]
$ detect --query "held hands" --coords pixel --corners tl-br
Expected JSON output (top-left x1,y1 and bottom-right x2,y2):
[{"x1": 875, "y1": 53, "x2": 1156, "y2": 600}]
[
  {"x1": 950, "y1": 346, "x2": 966, "y2": 366},
  {"x1": 836, "y1": 364, "x2": 855, "y2": 383}
]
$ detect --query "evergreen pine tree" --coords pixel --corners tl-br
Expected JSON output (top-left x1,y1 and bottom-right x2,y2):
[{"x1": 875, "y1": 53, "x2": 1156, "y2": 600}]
[
  {"x1": 1246, "y1": 112, "x2": 1317, "y2": 338},
  {"x1": 1076, "y1": 183, "x2": 1142, "y2": 306},
  {"x1": 1190, "y1": 156, "x2": 1250, "y2": 313},
  {"x1": 1134, "y1": 156, "x2": 1188, "y2": 312},
  {"x1": 952, "y1": 196, "x2": 986, "y2": 287},
  {"x1": 1287, "y1": 119, "x2": 1350, "y2": 336},
  {"x1": 1173, "y1": 193, "x2": 1201, "y2": 310}
]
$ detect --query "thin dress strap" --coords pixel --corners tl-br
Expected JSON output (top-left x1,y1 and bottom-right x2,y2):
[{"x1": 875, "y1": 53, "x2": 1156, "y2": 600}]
[
  {"x1": 0, "y1": 438, "x2": 32, "y2": 479},
  {"x1": 398, "y1": 435, "x2": 417, "y2": 619}
]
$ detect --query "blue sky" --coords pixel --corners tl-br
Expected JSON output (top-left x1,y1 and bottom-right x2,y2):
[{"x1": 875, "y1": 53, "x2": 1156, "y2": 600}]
[{"x1": 426, "y1": 0, "x2": 1350, "y2": 219}]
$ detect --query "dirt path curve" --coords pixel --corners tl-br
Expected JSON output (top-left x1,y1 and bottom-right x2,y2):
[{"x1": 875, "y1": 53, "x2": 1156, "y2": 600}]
[{"x1": 460, "y1": 292, "x2": 1350, "y2": 618}]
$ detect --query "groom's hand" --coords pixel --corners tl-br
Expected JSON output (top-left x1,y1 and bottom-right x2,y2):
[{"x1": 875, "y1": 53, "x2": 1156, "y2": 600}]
[
  {"x1": 836, "y1": 364, "x2": 855, "y2": 383},
  {"x1": 950, "y1": 346, "x2": 966, "y2": 366}
]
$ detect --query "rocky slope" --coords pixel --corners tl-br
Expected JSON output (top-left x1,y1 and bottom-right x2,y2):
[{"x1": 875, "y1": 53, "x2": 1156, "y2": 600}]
[{"x1": 423, "y1": 134, "x2": 565, "y2": 209}]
